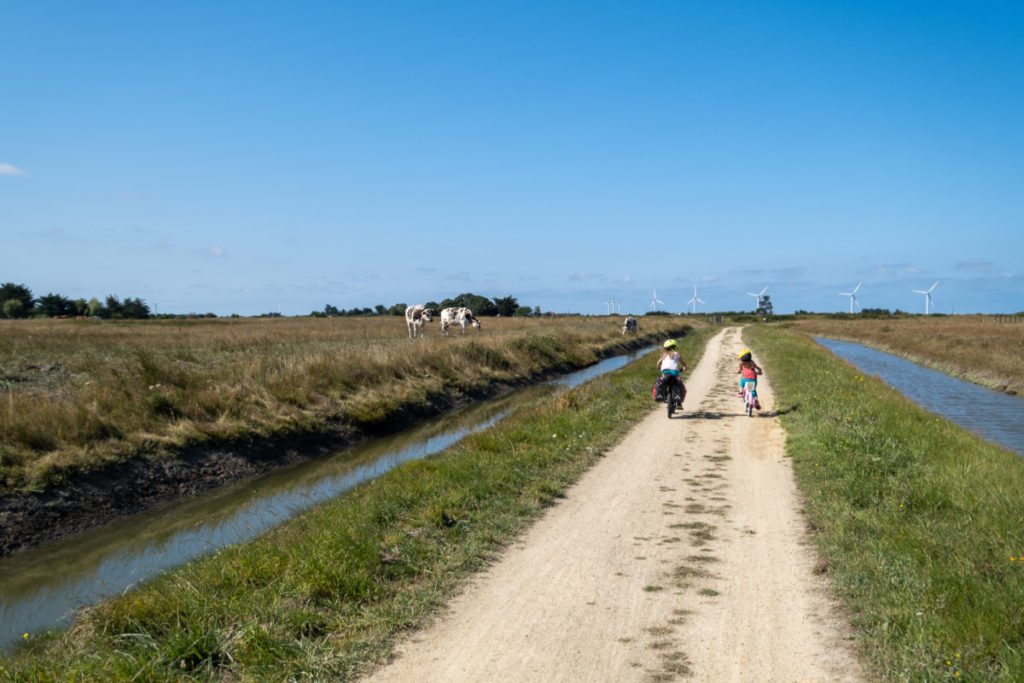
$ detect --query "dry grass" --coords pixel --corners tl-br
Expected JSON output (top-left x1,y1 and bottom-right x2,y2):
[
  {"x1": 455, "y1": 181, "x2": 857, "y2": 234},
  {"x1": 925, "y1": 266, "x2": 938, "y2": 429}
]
[
  {"x1": 0, "y1": 315, "x2": 697, "y2": 490},
  {"x1": 792, "y1": 315, "x2": 1024, "y2": 394}
]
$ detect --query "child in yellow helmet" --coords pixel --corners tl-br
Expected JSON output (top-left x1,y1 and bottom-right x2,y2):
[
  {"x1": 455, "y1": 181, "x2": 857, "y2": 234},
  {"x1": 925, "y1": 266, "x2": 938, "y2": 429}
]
[
  {"x1": 736, "y1": 349, "x2": 763, "y2": 402},
  {"x1": 659, "y1": 340, "x2": 688, "y2": 376},
  {"x1": 656, "y1": 339, "x2": 689, "y2": 409}
]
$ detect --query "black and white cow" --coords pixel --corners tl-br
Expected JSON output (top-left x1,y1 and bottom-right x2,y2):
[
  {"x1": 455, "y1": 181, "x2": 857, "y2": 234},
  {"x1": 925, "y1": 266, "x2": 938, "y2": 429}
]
[
  {"x1": 405, "y1": 304, "x2": 434, "y2": 339},
  {"x1": 440, "y1": 306, "x2": 481, "y2": 336},
  {"x1": 622, "y1": 316, "x2": 638, "y2": 335}
]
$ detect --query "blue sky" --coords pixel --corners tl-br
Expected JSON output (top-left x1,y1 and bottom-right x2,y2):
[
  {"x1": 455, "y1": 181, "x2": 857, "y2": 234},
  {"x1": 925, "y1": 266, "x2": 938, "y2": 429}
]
[{"x1": 3, "y1": 1, "x2": 1022, "y2": 316}]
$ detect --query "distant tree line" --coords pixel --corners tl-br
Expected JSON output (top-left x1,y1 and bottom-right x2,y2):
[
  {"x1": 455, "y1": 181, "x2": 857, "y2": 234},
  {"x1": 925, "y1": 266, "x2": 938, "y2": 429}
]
[
  {"x1": 1, "y1": 282, "x2": 542, "y2": 321},
  {"x1": 311, "y1": 293, "x2": 540, "y2": 318},
  {"x1": 0, "y1": 282, "x2": 152, "y2": 319}
]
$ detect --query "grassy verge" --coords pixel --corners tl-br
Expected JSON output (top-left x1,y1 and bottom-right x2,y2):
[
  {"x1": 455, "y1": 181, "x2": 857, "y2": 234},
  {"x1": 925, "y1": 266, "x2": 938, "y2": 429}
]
[
  {"x1": 0, "y1": 329, "x2": 713, "y2": 681},
  {"x1": 793, "y1": 315, "x2": 1024, "y2": 395},
  {"x1": 747, "y1": 325, "x2": 1024, "y2": 681},
  {"x1": 0, "y1": 315, "x2": 694, "y2": 491}
]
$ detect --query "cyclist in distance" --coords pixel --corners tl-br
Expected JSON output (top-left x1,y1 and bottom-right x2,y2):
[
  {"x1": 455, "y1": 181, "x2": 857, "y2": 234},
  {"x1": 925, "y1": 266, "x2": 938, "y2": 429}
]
[{"x1": 736, "y1": 349, "x2": 763, "y2": 405}]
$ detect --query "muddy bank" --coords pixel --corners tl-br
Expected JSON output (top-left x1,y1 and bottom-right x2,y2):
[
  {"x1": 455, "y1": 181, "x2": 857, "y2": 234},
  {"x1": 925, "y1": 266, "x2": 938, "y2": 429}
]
[{"x1": 0, "y1": 334, "x2": 678, "y2": 557}]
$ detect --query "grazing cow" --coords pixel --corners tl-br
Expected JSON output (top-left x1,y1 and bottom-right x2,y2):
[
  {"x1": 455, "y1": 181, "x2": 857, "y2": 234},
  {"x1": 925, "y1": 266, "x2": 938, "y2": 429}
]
[
  {"x1": 405, "y1": 304, "x2": 434, "y2": 339},
  {"x1": 440, "y1": 307, "x2": 481, "y2": 336},
  {"x1": 622, "y1": 316, "x2": 638, "y2": 335}
]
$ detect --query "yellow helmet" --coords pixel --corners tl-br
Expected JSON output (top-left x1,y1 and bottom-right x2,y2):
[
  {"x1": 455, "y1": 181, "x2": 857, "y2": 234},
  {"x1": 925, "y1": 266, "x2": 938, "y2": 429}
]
[
  {"x1": 739, "y1": 349, "x2": 752, "y2": 361},
  {"x1": 663, "y1": 339, "x2": 677, "y2": 349}
]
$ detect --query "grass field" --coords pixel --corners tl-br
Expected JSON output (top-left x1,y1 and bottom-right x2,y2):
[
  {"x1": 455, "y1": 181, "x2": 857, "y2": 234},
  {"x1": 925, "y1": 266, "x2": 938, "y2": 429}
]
[
  {"x1": 0, "y1": 315, "x2": 695, "y2": 492},
  {"x1": 748, "y1": 324, "x2": 1024, "y2": 681},
  {"x1": 793, "y1": 315, "x2": 1024, "y2": 395},
  {"x1": 0, "y1": 327, "x2": 714, "y2": 681}
]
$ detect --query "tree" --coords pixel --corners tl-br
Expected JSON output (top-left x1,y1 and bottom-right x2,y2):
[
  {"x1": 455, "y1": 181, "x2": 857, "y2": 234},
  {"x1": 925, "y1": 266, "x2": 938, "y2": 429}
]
[
  {"x1": 494, "y1": 295, "x2": 518, "y2": 317},
  {"x1": 87, "y1": 298, "x2": 104, "y2": 317},
  {"x1": 2, "y1": 299, "x2": 26, "y2": 319},
  {"x1": 388, "y1": 303, "x2": 407, "y2": 316},
  {"x1": 424, "y1": 301, "x2": 440, "y2": 312},
  {"x1": 515, "y1": 305, "x2": 533, "y2": 317},
  {"x1": 37, "y1": 292, "x2": 75, "y2": 317},
  {"x1": 374, "y1": 304, "x2": 387, "y2": 315},
  {"x1": 121, "y1": 297, "x2": 151, "y2": 319},
  {"x1": 324, "y1": 304, "x2": 341, "y2": 317},
  {"x1": 756, "y1": 295, "x2": 774, "y2": 317},
  {"x1": 102, "y1": 295, "x2": 124, "y2": 319},
  {"x1": 0, "y1": 282, "x2": 33, "y2": 317}
]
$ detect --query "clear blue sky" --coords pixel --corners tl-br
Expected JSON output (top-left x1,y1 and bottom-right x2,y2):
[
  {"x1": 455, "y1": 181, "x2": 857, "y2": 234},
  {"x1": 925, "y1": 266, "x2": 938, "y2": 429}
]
[{"x1": 3, "y1": 1, "x2": 1022, "y2": 316}]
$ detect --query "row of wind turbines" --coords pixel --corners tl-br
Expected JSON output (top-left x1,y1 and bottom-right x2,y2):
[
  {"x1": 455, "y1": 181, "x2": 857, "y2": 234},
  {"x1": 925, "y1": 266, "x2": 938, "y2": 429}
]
[
  {"x1": 839, "y1": 281, "x2": 939, "y2": 314},
  {"x1": 635, "y1": 280, "x2": 941, "y2": 315}
]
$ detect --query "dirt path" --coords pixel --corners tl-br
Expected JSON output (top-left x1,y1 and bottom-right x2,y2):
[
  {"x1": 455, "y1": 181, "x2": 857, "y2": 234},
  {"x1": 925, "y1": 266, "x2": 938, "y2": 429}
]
[{"x1": 367, "y1": 327, "x2": 863, "y2": 682}]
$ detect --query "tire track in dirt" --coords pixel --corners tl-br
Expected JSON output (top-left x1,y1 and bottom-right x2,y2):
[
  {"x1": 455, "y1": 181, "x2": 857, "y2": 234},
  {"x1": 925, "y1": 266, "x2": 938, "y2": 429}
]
[{"x1": 367, "y1": 327, "x2": 863, "y2": 682}]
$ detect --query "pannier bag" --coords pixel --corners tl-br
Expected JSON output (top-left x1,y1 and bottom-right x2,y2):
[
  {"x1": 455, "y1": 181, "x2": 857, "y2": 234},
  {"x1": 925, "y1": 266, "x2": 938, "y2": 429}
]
[
  {"x1": 652, "y1": 376, "x2": 665, "y2": 402},
  {"x1": 653, "y1": 376, "x2": 686, "y2": 404}
]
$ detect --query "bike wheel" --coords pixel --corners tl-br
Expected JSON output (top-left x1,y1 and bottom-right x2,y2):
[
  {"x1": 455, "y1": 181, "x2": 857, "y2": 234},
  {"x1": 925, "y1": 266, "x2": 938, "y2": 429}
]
[
  {"x1": 746, "y1": 400, "x2": 753, "y2": 417},
  {"x1": 667, "y1": 393, "x2": 675, "y2": 417}
]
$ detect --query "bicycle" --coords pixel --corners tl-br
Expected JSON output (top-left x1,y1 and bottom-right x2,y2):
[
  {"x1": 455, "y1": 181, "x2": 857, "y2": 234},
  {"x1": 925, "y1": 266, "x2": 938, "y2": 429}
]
[
  {"x1": 741, "y1": 384, "x2": 758, "y2": 417},
  {"x1": 662, "y1": 374, "x2": 685, "y2": 418}
]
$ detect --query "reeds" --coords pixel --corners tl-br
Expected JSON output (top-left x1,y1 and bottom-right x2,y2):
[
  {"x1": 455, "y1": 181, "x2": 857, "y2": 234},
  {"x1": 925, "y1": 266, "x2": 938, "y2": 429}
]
[{"x1": 0, "y1": 315, "x2": 694, "y2": 490}]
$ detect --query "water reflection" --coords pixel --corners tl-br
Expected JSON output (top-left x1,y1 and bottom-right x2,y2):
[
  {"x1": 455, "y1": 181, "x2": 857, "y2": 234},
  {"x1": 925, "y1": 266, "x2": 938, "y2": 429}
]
[
  {"x1": 815, "y1": 338, "x2": 1024, "y2": 456},
  {"x1": 0, "y1": 347, "x2": 652, "y2": 651}
]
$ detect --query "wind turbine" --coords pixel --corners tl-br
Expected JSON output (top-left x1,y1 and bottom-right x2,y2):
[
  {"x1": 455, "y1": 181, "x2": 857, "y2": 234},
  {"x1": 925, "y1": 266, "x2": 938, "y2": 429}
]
[
  {"x1": 838, "y1": 282, "x2": 861, "y2": 313},
  {"x1": 746, "y1": 286, "x2": 767, "y2": 312},
  {"x1": 649, "y1": 289, "x2": 664, "y2": 311},
  {"x1": 913, "y1": 281, "x2": 938, "y2": 314},
  {"x1": 687, "y1": 285, "x2": 706, "y2": 313}
]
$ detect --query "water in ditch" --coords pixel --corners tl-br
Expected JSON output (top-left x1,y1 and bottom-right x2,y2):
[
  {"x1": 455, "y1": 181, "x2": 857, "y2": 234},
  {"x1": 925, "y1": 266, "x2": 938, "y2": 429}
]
[
  {"x1": 0, "y1": 347, "x2": 654, "y2": 651},
  {"x1": 815, "y1": 338, "x2": 1024, "y2": 457}
]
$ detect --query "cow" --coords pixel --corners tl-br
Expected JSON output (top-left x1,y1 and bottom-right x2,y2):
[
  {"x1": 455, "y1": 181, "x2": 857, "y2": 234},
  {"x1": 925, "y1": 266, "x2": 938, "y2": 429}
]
[
  {"x1": 405, "y1": 304, "x2": 434, "y2": 339},
  {"x1": 440, "y1": 306, "x2": 481, "y2": 336},
  {"x1": 622, "y1": 316, "x2": 638, "y2": 335}
]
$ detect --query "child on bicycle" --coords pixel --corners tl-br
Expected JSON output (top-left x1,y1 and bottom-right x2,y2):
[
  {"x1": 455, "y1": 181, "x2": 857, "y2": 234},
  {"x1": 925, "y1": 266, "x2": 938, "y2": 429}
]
[
  {"x1": 658, "y1": 339, "x2": 689, "y2": 405},
  {"x1": 736, "y1": 349, "x2": 763, "y2": 403}
]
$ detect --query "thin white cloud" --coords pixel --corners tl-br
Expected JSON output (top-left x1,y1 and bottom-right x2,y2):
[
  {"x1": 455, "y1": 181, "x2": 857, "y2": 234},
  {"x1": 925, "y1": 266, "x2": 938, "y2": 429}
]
[
  {"x1": 18, "y1": 227, "x2": 76, "y2": 240},
  {"x1": 873, "y1": 263, "x2": 915, "y2": 276},
  {"x1": 0, "y1": 163, "x2": 27, "y2": 176},
  {"x1": 192, "y1": 246, "x2": 227, "y2": 258},
  {"x1": 956, "y1": 259, "x2": 998, "y2": 273},
  {"x1": 569, "y1": 272, "x2": 600, "y2": 282}
]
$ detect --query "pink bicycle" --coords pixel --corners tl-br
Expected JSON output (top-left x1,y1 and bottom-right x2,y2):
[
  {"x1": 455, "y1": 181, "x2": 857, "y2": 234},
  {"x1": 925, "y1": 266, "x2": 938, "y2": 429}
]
[{"x1": 741, "y1": 384, "x2": 759, "y2": 417}]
